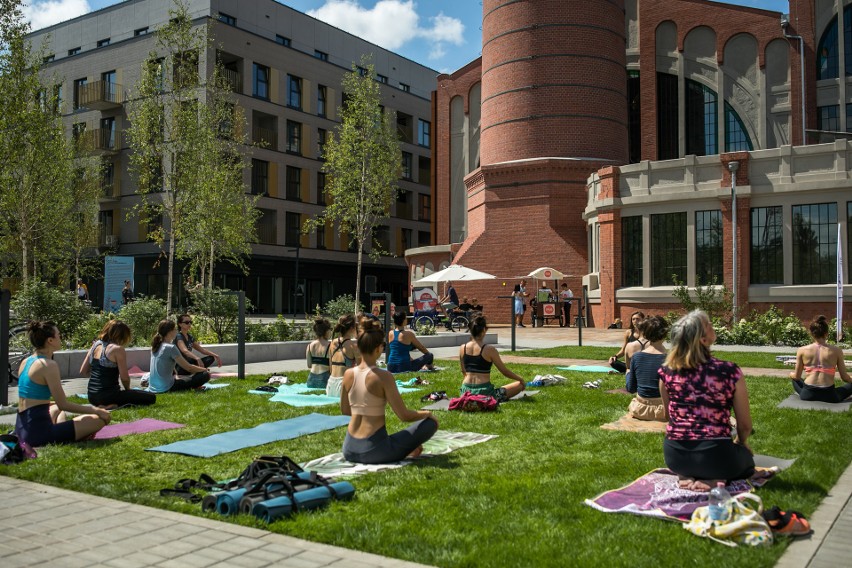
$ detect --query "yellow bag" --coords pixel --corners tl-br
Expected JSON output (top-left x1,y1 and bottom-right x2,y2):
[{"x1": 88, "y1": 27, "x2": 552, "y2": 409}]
[{"x1": 683, "y1": 492, "x2": 773, "y2": 547}]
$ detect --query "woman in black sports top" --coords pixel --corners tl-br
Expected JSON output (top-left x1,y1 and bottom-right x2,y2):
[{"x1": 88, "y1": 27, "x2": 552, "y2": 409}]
[{"x1": 458, "y1": 314, "x2": 526, "y2": 402}]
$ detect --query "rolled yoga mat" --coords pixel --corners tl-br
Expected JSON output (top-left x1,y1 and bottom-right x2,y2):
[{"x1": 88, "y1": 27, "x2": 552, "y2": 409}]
[{"x1": 251, "y1": 481, "x2": 356, "y2": 523}]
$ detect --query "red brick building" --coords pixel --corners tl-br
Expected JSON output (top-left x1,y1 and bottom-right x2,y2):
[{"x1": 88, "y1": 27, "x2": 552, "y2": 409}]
[{"x1": 407, "y1": 0, "x2": 852, "y2": 326}]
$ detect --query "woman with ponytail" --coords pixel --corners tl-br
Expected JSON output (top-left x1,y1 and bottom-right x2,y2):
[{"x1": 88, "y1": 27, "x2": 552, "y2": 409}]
[
  {"x1": 658, "y1": 310, "x2": 754, "y2": 491},
  {"x1": 147, "y1": 320, "x2": 210, "y2": 393},
  {"x1": 326, "y1": 314, "x2": 360, "y2": 398},
  {"x1": 80, "y1": 320, "x2": 156, "y2": 407},
  {"x1": 789, "y1": 315, "x2": 852, "y2": 403},
  {"x1": 340, "y1": 317, "x2": 438, "y2": 463},
  {"x1": 459, "y1": 314, "x2": 526, "y2": 401},
  {"x1": 15, "y1": 321, "x2": 110, "y2": 446}
]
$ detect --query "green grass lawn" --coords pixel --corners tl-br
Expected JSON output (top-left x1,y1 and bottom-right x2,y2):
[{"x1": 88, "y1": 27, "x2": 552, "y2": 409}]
[
  {"x1": 2, "y1": 363, "x2": 848, "y2": 567},
  {"x1": 515, "y1": 345, "x2": 792, "y2": 369}
]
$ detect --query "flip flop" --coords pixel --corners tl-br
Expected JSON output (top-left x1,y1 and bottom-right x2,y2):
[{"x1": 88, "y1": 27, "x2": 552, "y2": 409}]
[{"x1": 582, "y1": 380, "x2": 603, "y2": 389}]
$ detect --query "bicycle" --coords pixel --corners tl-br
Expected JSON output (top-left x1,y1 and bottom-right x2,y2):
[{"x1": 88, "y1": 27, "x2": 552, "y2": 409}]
[
  {"x1": 411, "y1": 308, "x2": 469, "y2": 333},
  {"x1": 6, "y1": 323, "x2": 28, "y2": 386}
]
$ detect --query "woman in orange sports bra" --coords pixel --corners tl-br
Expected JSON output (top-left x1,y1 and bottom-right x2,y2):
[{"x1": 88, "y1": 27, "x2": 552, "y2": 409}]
[
  {"x1": 790, "y1": 315, "x2": 852, "y2": 403},
  {"x1": 340, "y1": 317, "x2": 438, "y2": 464}
]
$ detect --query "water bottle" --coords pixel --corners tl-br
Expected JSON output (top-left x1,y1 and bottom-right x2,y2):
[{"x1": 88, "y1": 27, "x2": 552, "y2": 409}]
[{"x1": 708, "y1": 482, "x2": 732, "y2": 522}]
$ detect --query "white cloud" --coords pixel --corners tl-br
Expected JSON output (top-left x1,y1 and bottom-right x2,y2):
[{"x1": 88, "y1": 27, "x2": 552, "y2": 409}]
[
  {"x1": 24, "y1": 0, "x2": 92, "y2": 30},
  {"x1": 308, "y1": 0, "x2": 464, "y2": 59}
]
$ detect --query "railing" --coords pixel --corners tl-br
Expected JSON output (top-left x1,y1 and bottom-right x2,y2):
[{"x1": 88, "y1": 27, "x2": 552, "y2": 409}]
[
  {"x1": 79, "y1": 128, "x2": 121, "y2": 153},
  {"x1": 256, "y1": 224, "x2": 277, "y2": 244},
  {"x1": 100, "y1": 176, "x2": 120, "y2": 199},
  {"x1": 78, "y1": 80, "x2": 123, "y2": 108},
  {"x1": 252, "y1": 126, "x2": 277, "y2": 150},
  {"x1": 221, "y1": 68, "x2": 242, "y2": 93}
]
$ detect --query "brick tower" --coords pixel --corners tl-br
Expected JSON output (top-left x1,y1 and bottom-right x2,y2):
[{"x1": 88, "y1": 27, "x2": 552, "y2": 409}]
[{"x1": 452, "y1": 0, "x2": 628, "y2": 318}]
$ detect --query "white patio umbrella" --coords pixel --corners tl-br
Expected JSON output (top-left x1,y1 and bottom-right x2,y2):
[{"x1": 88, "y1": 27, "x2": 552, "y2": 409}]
[
  {"x1": 527, "y1": 267, "x2": 566, "y2": 280},
  {"x1": 412, "y1": 264, "x2": 497, "y2": 285}
]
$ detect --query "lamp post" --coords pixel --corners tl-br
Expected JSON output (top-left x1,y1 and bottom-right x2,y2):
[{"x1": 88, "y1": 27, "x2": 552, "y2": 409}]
[
  {"x1": 286, "y1": 245, "x2": 301, "y2": 317},
  {"x1": 728, "y1": 161, "x2": 740, "y2": 323}
]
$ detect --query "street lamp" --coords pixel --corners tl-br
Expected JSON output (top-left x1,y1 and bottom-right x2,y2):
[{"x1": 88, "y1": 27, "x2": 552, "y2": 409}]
[
  {"x1": 286, "y1": 245, "x2": 301, "y2": 317},
  {"x1": 728, "y1": 161, "x2": 740, "y2": 323}
]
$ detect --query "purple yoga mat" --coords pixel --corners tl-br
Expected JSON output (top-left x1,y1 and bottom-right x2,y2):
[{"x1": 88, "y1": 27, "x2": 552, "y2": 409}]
[
  {"x1": 585, "y1": 469, "x2": 753, "y2": 521},
  {"x1": 93, "y1": 418, "x2": 185, "y2": 440}
]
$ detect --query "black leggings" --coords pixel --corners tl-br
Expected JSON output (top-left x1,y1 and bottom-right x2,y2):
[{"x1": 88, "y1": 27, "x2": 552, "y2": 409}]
[
  {"x1": 169, "y1": 371, "x2": 210, "y2": 391},
  {"x1": 663, "y1": 438, "x2": 755, "y2": 482},
  {"x1": 89, "y1": 389, "x2": 156, "y2": 407},
  {"x1": 177, "y1": 355, "x2": 215, "y2": 376},
  {"x1": 792, "y1": 380, "x2": 852, "y2": 403},
  {"x1": 342, "y1": 418, "x2": 438, "y2": 464},
  {"x1": 610, "y1": 360, "x2": 627, "y2": 374}
]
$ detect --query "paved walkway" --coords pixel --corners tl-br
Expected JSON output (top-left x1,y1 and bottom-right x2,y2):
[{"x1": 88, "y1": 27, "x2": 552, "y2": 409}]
[{"x1": 1, "y1": 325, "x2": 849, "y2": 566}]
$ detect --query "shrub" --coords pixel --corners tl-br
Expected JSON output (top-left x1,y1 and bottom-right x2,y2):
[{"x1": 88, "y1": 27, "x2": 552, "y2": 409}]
[
  {"x1": 188, "y1": 288, "x2": 253, "y2": 343},
  {"x1": 672, "y1": 277, "x2": 732, "y2": 323},
  {"x1": 69, "y1": 312, "x2": 116, "y2": 349},
  {"x1": 118, "y1": 295, "x2": 167, "y2": 346},
  {"x1": 323, "y1": 294, "x2": 364, "y2": 321},
  {"x1": 10, "y1": 281, "x2": 92, "y2": 342}
]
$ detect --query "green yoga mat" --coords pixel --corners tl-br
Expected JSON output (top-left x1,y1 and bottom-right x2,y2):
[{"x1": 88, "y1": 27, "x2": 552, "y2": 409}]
[{"x1": 556, "y1": 365, "x2": 617, "y2": 373}]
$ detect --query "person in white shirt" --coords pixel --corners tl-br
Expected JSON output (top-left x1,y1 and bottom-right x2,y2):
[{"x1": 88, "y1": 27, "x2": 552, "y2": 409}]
[{"x1": 559, "y1": 283, "x2": 574, "y2": 327}]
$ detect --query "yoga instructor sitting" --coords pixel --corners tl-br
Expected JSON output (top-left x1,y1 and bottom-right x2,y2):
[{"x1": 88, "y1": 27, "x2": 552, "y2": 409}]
[
  {"x1": 386, "y1": 311, "x2": 435, "y2": 373},
  {"x1": 789, "y1": 315, "x2": 852, "y2": 403},
  {"x1": 459, "y1": 315, "x2": 526, "y2": 402},
  {"x1": 16, "y1": 321, "x2": 110, "y2": 446},
  {"x1": 148, "y1": 320, "x2": 210, "y2": 393},
  {"x1": 340, "y1": 318, "x2": 438, "y2": 464},
  {"x1": 659, "y1": 310, "x2": 754, "y2": 491}
]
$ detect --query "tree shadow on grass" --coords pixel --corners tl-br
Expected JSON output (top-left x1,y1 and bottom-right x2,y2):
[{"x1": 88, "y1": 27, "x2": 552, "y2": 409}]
[{"x1": 411, "y1": 454, "x2": 460, "y2": 471}]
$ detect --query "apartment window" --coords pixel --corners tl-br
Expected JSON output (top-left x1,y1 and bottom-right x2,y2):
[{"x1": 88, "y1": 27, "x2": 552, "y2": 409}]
[
  {"x1": 818, "y1": 15, "x2": 840, "y2": 80},
  {"x1": 218, "y1": 13, "x2": 236, "y2": 26},
  {"x1": 286, "y1": 121, "x2": 302, "y2": 154},
  {"x1": 276, "y1": 35, "x2": 291, "y2": 46},
  {"x1": 253, "y1": 63, "x2": 270, "y2": 100},
  {"x1": 396, "y1": 190, "x2": 411, "y2": 219},
  {"x1": 314, "y1": 50, "x2": 328, "y2": 61},
  {"x1": 377, "y1": 74, "x2": 388, "y2": 84},
  {"x1": 73, "y1": 78, "x2": 87, "y2": 110},
  {"x1": 402, "y1": 228, "x2": 412, "y2": 251},
  {"x1": 357, "y1": 66, "x2": 368, "y2": 77},
  {"x1": 317, "y1": 85, "x2": 327, "y2": 117},
  {"x1": 399, "y1": 82, "x2": 410, "y2": 92},
  {"x1": 372, "y1": 225, "x2": 391, "y2": 253},
  {"x1": 418, "y1": 156, "x2": 431, "y2": 186},
  {"x1": 174, "y1": 51, "x2": 198, "y2": 88},
  {"x1": 43, "y1": 54, "x2": 54, "y2": 63},
  {"x1": 101, "y1": 117, "x2": 116, "y2": 149},
  {"x1": 418, "y1": 230, "x2": 430, "y2": 247},
  {"x1": 99, "y1": 210, "x2": 114, "y2": 239},
  {"x1": 792, "y1": 203, "x2": 838, "y2": 284},
  {"x1": 750, "y1": 206, "x2": 784, "y2": 284},
  {"x1": 685, "y1": 79, "x2": 717, "y2": 156},
  {"x1": 818, "y1": 105, "x2": 840, "y2": 132},
  {"x1": 418, "y1": 119, "x2": 431, "y2": 148},
  {"x1": 317, "y1": 172, "x2": 326, "y2": 205},
  {"x1": 72, "y1": 122, "x2": 86, "y2": 143},
  {"x1": 651, "y1": 212, "x2": 687, "y2": 286},
  {"x1": 68, "y1": 47, "x2": 81, "y2": 56},
  {"x1": 102, "y1": 160, "x2": 115, "y2": 197},
  {"x1": 848, "y1": 202, "x2": 852, "y2": 282},
  {"x1": 257, "y1": 209, "x2": 277, "y2": 245},
  {"x1": 695, "y1": 210, "x2": 723, "y2": 284},
  {"x1": 286, "y1": 166, "x2": 301, "y2": 200},
  {"x1": 657, "y1": 72, "x2": 678, "y2": 160},
  {"x1": 134, "y1": 27, "x2": 149, "y2": 36},
  {"x1": 316, "y1": 226, "x2": 326, "y2": 249},
  {"x1": 627, "y1": 70, "x2": 641, "y2": 164},
  {"x1": 102, "y1": 70, "x2": 117, "y2": 103},
  {"x1": 418, "y1": 194, "x2": 431, "y2": 222},
  {"x1": 97, "y1": 38, "x2": 110, "y2": 48},
  {"x1": 317, "y1": 128, "x2": 327, "y2": 159},
  {"x1": 251, "y1": 159, "x2": 269, "y2": 196},
  {"x1": 287, "y1": 75, "x2": 302, "y2": 109},
  {"x1": 401, "y1": 152, "x2": 413, "y2": 180},
  {"x1": 725, "y1": 102, "x2": 753, "y2": 152},
  {"x1": 621, "y1": 216, "x2": 643, "y2": 287},
  {"x1": 285, "y1": 212, "x2": 301, "y2": 246},
  {"x1": 54, "y1": 84, "x2": 63, "y2": 112}
]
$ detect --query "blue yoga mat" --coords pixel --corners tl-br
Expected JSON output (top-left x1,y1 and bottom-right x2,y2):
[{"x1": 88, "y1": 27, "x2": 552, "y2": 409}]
[
  {"x1": 248, "y1": 384, "x2": 315, "y2": 395},
  {"x1": 146, "y1": 413, "x2": 351, "y2": 457},
  {"x1": 269, "y1": 393, "x2": 340, "y2": 407},
  {"x1": 556, "y1": 365, "x2": 617, "y2": 373},
  {"x1": 202, "y1": 383, "x2": 230, "y2": 390}
]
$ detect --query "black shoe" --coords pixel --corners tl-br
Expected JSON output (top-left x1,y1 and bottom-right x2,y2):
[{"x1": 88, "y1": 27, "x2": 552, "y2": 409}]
[{"x1": 518, "y1": 324, "x2": 526, "y2": 328}]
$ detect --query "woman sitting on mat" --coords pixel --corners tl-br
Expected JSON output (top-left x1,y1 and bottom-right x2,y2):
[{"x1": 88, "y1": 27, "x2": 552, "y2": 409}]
[
  {"x1": 609, "y1": 311, "x2": 645, "y2": 373},
  {"x1": 340, "y1": 318, "x2": 438, "y2": 464},
  {"x1": 306, "y1": 317, "x2": 332, "y2": 388},
  {"x1": 147, "y1": 320, "x2": 210, "y2": 393},
  {"x1": 16, "y1": 321, "x2": 110, "y2": 446},
  {"x1": 459, "y1": 314, "x2": 526, "y2": 402},
  {"x1": 659, "y1": 310, "x2": 754, "y2": 491},
  {"x1": 327, "y1": 314, "x2": 360, "y2": 398},
  {"x1": 626, "y1": 315, "x2": 668, "y2": 421},
  {"x1": 789, "y1": 315, "x2": 852, "y2": 403},
  {"x1": 387, "y1": 311, "x2": 435, "y2": 373},
  {"x1": 81, "y1": 320, "x2": 156, "y2": 408}
]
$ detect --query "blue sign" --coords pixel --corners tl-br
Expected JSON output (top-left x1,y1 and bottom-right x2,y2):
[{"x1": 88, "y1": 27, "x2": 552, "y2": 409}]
[{"x1": 104, "y1": 256, "x2": 134, "y2": 313}]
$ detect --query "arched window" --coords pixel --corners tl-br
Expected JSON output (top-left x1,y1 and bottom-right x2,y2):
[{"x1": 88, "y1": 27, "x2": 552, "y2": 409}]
[
  {"x1": 685, "y1": 79, "x2": 717, "y2": 156},
  {"x1": 724, "y1": 102, "x2": 753, "y2": 152},
  {"x1": 818, "y1": 16, "x2": 839, "y2": 80}
]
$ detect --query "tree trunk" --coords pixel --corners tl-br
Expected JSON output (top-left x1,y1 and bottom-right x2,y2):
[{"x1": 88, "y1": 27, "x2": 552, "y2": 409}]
[
  {"x1": 167, "y1": 230, "x2": 175, "y2": 314},
  {"x1": 21, "y1": 240, "x2": 29, "y2": 283},
  {"x1": 208, "y1": 241, "x2": 215, "y2": 289},
  {"x1": 355, "y1": 240, "x2": 363, "y2": 316}
]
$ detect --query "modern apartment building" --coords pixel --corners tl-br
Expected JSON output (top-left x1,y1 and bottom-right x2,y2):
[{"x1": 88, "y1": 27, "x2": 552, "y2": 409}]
[{"x1": 30, "y1": 0, "x2": 435, "y2": 313}]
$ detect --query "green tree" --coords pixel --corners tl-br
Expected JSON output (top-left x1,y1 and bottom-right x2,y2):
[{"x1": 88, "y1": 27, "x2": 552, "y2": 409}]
[
  {"x1": 126, "y1": 0, "x2": 258, "y2": 308},
  {"x1": 304, "y1": 56, "x2": 402, "y2": 313},
  {"x1": 0, "y1": 0, "x2": 97, "y2": 283}
]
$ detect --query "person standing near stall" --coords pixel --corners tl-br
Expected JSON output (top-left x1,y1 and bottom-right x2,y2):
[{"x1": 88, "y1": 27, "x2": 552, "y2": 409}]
[{"x1": 560, "y1": 283, "x2": 573, "y2": 327}]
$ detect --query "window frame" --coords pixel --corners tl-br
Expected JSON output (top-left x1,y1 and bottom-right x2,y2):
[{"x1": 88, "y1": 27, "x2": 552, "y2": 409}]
[
  {"x1": 252, "y1": 62, "x2": 270, "y2": 100},
  {"x1": 750, "y1": 205, "x2": 784, "y2": 285}
]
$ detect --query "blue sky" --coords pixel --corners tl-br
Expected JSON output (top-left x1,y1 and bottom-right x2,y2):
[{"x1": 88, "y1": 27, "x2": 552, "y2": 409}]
[{"x1": 28, "y1": 0, "x2": 790, "y2": 73}]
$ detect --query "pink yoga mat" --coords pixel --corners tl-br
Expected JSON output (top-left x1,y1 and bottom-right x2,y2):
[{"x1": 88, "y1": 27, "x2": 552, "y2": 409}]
[{"x1": 93, "y1": 418, "x2": 185, "y2": 440}]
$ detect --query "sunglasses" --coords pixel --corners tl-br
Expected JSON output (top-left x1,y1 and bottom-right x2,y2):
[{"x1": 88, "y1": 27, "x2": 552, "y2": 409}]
[{"x1": 181, "y1": 320, "x2": 192, "y2": 325}]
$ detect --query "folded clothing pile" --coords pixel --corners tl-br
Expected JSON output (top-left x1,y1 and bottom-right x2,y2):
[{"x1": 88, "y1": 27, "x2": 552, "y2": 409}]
[{"x1": 527, "y1": 374, "x2": 567, "y2": 387}]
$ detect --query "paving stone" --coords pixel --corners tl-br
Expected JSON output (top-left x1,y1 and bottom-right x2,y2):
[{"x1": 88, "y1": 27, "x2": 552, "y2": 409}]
[
  {"x1": 289, "y1": 549, "x2": 344, "y2": 566},
  {"x1": 103, "y1": 550, "x2": 169, "y2": 567},
  {"x1": 156, "y1": 552, "x2": 220, "y2": 568}
]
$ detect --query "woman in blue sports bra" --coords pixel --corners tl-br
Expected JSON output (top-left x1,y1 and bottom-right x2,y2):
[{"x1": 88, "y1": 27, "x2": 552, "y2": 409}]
[
  {"x1": 386, "y1": 311, "x2": 435, "y2": 373},
  {"x1": 16, "y1": 321, "x2": 110, "y2": 447},
  {"x1": 790, "y1": 315, "x2": 852, "y2": 403},
  {"x1": 458, "y1": 315, "x2": 526, "y2": 402}
]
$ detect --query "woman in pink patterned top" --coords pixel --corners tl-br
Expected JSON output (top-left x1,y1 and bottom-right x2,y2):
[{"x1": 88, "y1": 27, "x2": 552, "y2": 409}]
[{"x1": 658, "y1": 310, "x2": 754, "y2": 492}]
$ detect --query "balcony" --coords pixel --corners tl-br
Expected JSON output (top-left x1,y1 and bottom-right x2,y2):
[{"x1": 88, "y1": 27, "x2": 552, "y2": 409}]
[
  {"x1": 221, "y1": 68, "x2": 242, "y2": 93},
  {"x1": 98, "y1": 232, "x2": 119, "y2": 249},
  {"x1": 100, "y1": 177, "x2": 120, "y2": 200},
  {"x1": 252, "y1": 126, "x2": 278, "y2": 150},
  {"x1": 78, "y1": 80, "x2": 123, "y2": 110},
  {"x1": 79, "y1": 128, "x2": 121, "y2": 155}
]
